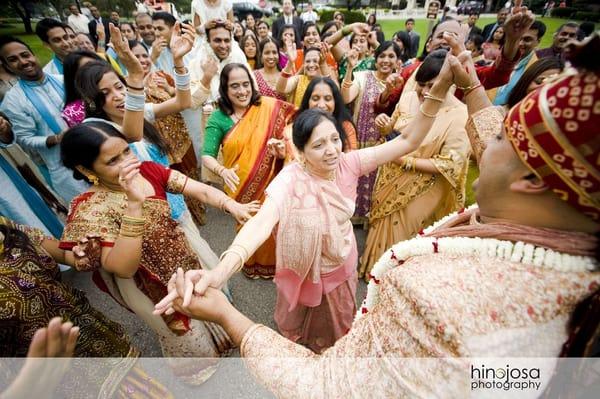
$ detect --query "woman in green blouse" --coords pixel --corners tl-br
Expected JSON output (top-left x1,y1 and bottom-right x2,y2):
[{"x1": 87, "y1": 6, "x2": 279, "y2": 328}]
[{"x1": 202, "y1": 63, "x2": 295, "y2": 279}]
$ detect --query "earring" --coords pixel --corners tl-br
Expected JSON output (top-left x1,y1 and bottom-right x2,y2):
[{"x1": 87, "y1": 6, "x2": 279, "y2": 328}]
[
  {"x1": 88, "y1": 174, "x2": 99, "y2": 186},
  {"x1": 76, "y1": 166, "x2": 99, "y2": 185}
]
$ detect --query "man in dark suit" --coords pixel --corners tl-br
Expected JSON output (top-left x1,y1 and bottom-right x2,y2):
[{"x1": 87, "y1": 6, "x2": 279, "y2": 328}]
[
  {"x1": 482, "y1": 8, "x2": 509, "y2": 41},
  {"x1": 404, "y1": 18, "x2": 420, "y2": 58},
  {"x1": 271, "y1": 0, "x2": 303, "y2": 46},
  {"x1": 88, "y1": 5, "x2": 111, "y2": 45}
]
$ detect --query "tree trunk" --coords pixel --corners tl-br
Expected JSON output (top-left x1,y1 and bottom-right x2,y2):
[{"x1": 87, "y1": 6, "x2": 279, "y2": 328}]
[{"x1": 9, "y1": 0, "x2": 33, "y2": 33}]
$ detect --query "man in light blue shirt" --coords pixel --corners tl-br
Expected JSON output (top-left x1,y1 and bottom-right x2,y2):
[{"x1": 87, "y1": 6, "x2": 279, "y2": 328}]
[
  {"x1": 0, "y1": 36, "x2": 88, "y2": 203},
  {"x1": 492, "y1": 21, "x2": 546, "y2": 106},
  {"x1": 152, "y1": 12, "x2": 190, "y2": 75},
  {"x1": 35, "y1": 18, "x2": 77, "y2": 75}
]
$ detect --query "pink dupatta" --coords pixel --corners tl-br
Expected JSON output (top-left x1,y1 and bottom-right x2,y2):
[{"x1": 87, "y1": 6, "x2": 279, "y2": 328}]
[{"x1": 268, "y1": 162, "x2": 356, "y2": 311}]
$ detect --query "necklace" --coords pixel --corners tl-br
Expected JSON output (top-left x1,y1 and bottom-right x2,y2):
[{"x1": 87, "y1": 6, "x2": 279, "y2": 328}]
[
  {"x1": 356, "y1": 205, "x2": 599, "y2": 320},
  {"x1": 261, "y1": 69, "x2": 279, "y2": 87}
]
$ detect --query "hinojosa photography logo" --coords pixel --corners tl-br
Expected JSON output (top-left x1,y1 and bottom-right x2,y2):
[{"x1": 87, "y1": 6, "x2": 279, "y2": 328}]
[{"x1": 471, "y1": 363, "x2": 542, "y2": 392}]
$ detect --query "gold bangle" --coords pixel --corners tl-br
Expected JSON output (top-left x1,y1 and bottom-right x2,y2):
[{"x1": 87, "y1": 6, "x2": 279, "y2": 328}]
[
  {"x1": 423, "y1": 93, "x2": 444, "y2": 103},
  {"x1": 229, "y1": 244, "x2": 249, "y2": 262},
  {"x1": 219, "y1": 248, "x2": 247, "y2": 271},
  {"x1": 419, "y1": 104, "x2": 438, "y2": 118},
  {"x1": 458, "y1": 81, "x2": 481, "y2": 92}
]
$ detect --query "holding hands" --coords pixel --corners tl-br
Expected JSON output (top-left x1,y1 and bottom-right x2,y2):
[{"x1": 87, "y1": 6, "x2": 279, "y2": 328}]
[{"x1": 154, "y1": 268, "x2": 230, "y2": 323}]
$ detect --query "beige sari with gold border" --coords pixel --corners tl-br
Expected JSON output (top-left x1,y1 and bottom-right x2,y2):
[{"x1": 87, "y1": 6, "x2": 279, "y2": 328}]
[{"x1": 359, "y1": 91, "x2": 471, "y2": 279}]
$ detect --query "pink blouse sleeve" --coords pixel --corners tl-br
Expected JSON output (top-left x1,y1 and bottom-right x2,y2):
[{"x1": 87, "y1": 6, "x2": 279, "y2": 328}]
[{"x1": 340, "y1": 148, "x2": 379, "y2": 180}]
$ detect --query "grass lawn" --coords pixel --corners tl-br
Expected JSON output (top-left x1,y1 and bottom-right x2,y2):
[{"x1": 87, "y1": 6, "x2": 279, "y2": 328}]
[{"x1": 378, "y1": 16, "x2": 566, "y2": 55}]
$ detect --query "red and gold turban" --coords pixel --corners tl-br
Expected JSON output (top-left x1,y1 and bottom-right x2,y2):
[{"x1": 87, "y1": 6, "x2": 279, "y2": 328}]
[{"x1": 505, "y1": 70, "x2": 600, "y2": 221}]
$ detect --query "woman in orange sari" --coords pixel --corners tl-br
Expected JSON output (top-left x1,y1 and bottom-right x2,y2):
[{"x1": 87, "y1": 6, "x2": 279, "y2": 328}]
[{"x1": 202, "y1": 63, "x2": 295, "y2": 279}]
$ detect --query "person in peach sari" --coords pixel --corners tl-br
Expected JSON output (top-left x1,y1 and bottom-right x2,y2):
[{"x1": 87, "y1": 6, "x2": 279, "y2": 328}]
[
  {"x1": 360, "y1": 49, "x2": 471, "y2": 280},
  {"x1": 160, "y1": 77, "x2": 460, "y2": 352},
  {"x1": 202, "y1": 63, "x2": 295, "y2": 279}
]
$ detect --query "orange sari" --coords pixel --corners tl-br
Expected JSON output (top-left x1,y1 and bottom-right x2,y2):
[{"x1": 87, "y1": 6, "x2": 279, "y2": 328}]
[{"x1": 222, "y1": 96, "x2": 295, "y2": 278}]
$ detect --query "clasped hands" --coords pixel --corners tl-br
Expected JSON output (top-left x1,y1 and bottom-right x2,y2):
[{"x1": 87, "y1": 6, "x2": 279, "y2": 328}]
[{"x1": 153, "y1": 267, "x2": 229, "y2": 324}]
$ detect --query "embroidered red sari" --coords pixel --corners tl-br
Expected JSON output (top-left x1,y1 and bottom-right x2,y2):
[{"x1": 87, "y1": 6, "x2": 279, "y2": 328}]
[{"x1": 222, "y1": 96, "x2": 295, "y2": 278}]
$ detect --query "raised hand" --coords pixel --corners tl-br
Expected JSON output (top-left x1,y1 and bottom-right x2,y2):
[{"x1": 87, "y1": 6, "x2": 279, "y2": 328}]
[
  {"x1": 96, "y1": 22, "x2": 105, "y2": 42},
  {"x1": 375, "y1": 113, "x2": 393, "y2": 135},
  {"x1": 503, "y1": 0, "x2": 535, "y2": 43},
  {"x1": 201, "y1": 56, "x2": 219, "y2": 81},
  {"x1": 118, "y1": 158, "x2": 146, "y2": 204},
  {"x1": 384, "y1": 73, "x2": 403, "y2": 92},
  {"x1": 109, "y1": 23, "x2": 143, "y2": 76},
  {"x1": 150, "y1": 37, "x2": 167, "y2": 62},
  {"x1": 285, "y1": 40, "x2": 297, "y2": 63},
  {"x1": 349, "y1": 22, "x2": 370, "y2": 36},
  {"x1": 267, "y1": 138, "x2": 286, "y2": 159},
  {"x1": 170, "y1": 22, "x2": 196, "y2": 61},
  {"x1": 221, "y1": 164, "x2": 240, "y2": 192},
  {"x1": 72, "y1": 234, "x2": 102, "y2": 271},
  {"x1": 346, "y1": 48, "x2": 359, "y2": 70},
  {"x1": 2, "y1": 318, "x2": 79, "y2": 399}
]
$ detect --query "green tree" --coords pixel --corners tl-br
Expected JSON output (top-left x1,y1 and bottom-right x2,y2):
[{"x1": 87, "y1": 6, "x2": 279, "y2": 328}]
[{"x1": 7, "y1": 0, "x2": 36, "y2": 33}]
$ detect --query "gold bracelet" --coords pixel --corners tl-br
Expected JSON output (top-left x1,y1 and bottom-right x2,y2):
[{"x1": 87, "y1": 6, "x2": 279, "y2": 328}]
[
  {"x1": 419, "y1": 104, "x2": 438, "y2": 118},
  {"x1": 458, "y1": 81, "x2": 481, "y2": 92},
  {"x1": 342, "y1": 79, "x2": 353, "y2": 89},
  {"x1": 423, "y1": 93, "x2": 444, "y2": 103}
]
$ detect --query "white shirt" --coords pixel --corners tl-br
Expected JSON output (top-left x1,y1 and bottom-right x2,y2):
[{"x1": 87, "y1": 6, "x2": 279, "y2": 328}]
[
  {"x1": 189, "y1": 42, "x2": 251, "y2": 107},
  {"x1": 300, "y1": 11, "x2": 318, "y2": 23},
  {"x1": 68, "y1": 13, "x2": 90, "y2": 34}
]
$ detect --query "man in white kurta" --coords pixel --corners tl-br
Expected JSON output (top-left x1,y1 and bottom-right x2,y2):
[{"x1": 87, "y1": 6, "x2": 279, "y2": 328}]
[
  {"x1": 0, "y1": 38, "x2": 87, "y2": 202},
  {"x1": 189, "y1": 23, "x2": 250, "y2": 107}
]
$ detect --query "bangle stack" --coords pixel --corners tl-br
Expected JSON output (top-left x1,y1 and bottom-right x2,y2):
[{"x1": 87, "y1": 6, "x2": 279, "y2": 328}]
[
  {"x1": 119, "y1": 215, "x2": 145, "y2": 238},
  {"x1": 280, "y1": 70, "x2": 292, "y2": 79},
  {"x1": 462, "y1": 82, "x2": 482, "y2": 97},
  {"x1": 125, "y1": 91, "x2": 146, "y2": 112},
  {"x1": 174, "y1": 69, "x2": 191, "y2": 91},
  {"x1": 219, "y1": 244, "x2": 249, "y2": 272},
  {"x1": 341, "y1": 79, "x2": 353, "y2": 89}
]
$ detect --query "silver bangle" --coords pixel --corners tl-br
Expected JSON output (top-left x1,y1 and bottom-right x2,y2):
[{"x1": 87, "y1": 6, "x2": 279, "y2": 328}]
[
  {"x1": 125, "y1": 92, "x2": 146, "y2": 111},
  {"x1": 174, "y1": 70, "x2": 191, "y2": 91}
]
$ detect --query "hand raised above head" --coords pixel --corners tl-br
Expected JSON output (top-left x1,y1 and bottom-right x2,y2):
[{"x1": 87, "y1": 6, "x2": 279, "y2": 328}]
[
  {"x1": 503, "y1": 0, "x2": 535, "y2": 42},
  {"x1": 170, "y1": 21, "x2": 196, "y2": 60}
]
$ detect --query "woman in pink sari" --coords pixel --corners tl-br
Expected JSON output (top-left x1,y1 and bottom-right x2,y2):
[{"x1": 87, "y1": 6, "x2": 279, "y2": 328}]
[{"x1": 157, "y1": 97, "x2": 453, "y2": 352}]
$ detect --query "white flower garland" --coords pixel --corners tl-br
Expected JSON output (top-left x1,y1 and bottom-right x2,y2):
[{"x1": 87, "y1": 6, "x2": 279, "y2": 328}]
[{"x1": 355, "y1": 206, "x2": 598, "y2": 321}]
